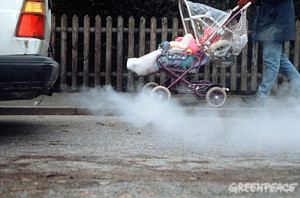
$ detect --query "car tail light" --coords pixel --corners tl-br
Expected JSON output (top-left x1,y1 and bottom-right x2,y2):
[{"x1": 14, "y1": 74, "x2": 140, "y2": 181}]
[{"x1": 16, "y1": 0, "x2": 46, "y2": 39}]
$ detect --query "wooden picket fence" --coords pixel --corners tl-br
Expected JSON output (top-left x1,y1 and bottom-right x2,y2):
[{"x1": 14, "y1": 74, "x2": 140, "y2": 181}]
[{"x1": 51, "y1": 15, "x2": 300, "y2": 93}]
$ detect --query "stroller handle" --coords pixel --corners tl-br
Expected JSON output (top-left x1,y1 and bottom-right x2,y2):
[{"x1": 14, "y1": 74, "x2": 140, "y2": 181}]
[{"x1": 232, "y1": 2, "x2": 252, "y2": 12}]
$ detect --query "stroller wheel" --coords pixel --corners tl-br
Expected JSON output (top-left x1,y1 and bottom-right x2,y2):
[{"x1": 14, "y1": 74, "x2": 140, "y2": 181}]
[
  {"x1": 206, "y1": 87, "x2": 227, "y2": 108},
  {"x1": 150, "y1": 86, "x2": 171, "y2": 103},
  {"x1": 142, "y1": 82, "x2": 159, "y2": 94}
]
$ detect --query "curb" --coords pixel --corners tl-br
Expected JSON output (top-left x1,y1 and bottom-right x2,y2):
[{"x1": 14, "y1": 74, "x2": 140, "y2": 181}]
[
  {"x1": 0, "y1": 106, "x2": 76, "y2": 115},
  {"x1": 0, "y1": 106, "x2": 298, "y2": 117}
]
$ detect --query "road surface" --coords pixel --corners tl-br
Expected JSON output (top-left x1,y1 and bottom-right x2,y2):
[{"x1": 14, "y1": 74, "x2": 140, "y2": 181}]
[{"x1": 0, "y1": 115, "x2": 299, "y2": 197}]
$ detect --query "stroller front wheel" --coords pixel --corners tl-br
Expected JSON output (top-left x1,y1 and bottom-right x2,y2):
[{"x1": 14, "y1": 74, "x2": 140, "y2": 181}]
[
  {"x1": 150, "y1": 86, "x2": 171, "y2": 103},
  {"x1": 142, "y1": 82, "x2": 159, "y2": 94},
  {"x1": 206, "y1": 87, "x2": 227, "y2": 107}
]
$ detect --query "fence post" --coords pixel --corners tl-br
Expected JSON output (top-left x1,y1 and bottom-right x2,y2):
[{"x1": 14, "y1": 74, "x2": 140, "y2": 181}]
[
  {"x1": 71, "y1": 15, "x2": 79, "y2": 91},
  {"x1": 83, "y1": 15, "x2": 90, "y2": 90},
  {"x1": 106, "y1": 16, "x2": 112, "y2": 86},
  {"x1": 95, "y1": 16, "x2": 101, "y2": 88},
  {"x1": 127, "y1": 17, "x2": 135, "y2": 92},
  {"x1": 117, "y1": 16, "x2": 124, "y2": 91},
  {"x1": 240, "y1": 21, "x2": 248, "y2": 91},
  {"x1": 171, "y1": 18, "x2": 182, "y2": 81},
  {"x1": 204, "y1": 62, "x2": 211, "y2": 81},
  {"x1": 50, "y1": 14, "x2": 56, "y2": 60},
  {"x1": 230, "y1": 19, "x2": 237, "y2": 91},
  {"x1": 138, "y1": 17, "x2": 146, "y2": 89},
  {"x1": 230, "y1": 56, "x2": 237, "y2": 91},
  {"x1": 241, "y1": 47, "x2": 248, "y2": 91},
  {"x1": 150, "y1": 17, "x2": 157, "y2": 83},
  {"x1": 160, "y1": 17, "x2": 168, "y2": 84},
  {"x1": 212, "y1": 66, "x2": 218, "y2": 83},
  {"x1": 220, "y1": 68, "x2": 226, "y2": 87},
  {"x1": 172, "y1": 18, "x2": 179, "y2": 41},
  {"x1": 60, "y1": 15, "x2": 67, "y2": 91},
  {"x1": 251, "y1": 42, "x2": 258, "y2": 91}
]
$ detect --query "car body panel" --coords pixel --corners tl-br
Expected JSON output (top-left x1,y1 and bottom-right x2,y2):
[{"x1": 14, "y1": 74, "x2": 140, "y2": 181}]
[
  {"x1": 0, "y1": 0, "x2": 59, "y2": 100},
  {"x1": 0, "y1": 0, "x2": 51, "y2": 56}
]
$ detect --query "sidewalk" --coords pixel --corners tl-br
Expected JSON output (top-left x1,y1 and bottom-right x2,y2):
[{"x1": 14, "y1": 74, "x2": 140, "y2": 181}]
[{"x1": 0, "y1": 92, "x2": 299, "y2": 116}]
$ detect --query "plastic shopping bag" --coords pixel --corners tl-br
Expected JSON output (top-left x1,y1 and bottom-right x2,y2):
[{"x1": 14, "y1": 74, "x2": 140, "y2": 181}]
[{"x1": 127, "y1": 50, "x2": 161, "y2": 76}]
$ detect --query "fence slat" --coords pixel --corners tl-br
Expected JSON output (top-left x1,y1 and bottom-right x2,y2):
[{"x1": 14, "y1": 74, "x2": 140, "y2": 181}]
[
  {"x1": 204, "y1": 63, "x2": 211, "y2": 81},
  {"x1": 172, "y1": 18, "x2": 178, "y2": 41},
  {"x1": 138, "y1": 17, "x2": 146, "y2": 88},
  {"x1": 161, "y1": 17, "x2": 168, "y2": 43},
  {"x1": 241, "y1": 50, "x2": 248, "y2": 91},
  {"x1": 251, "y1": 42, "x2": 258, "y2": 91},
  {"x1": 106, "y1": 16, "x2": 112, "y2": 85},
  {"x1": 160, "y1": 17, "x2": 168, "y2": 84},
  {"x1": 240, "y1": 44, "x2": 248, "y2": 91},
  {"x1": 60, "y1": 15, "x2": 67, "y2": 91},
  {"x1": 212, "y1": 67, "x2": 218, "y2": 83},
  {"x1": 170, "y1": 18, "x2": 180, "y2": 82},
  {"x1": 50, "y1": 15, "x2": 56, "y2": 60},
  {"x1": 117, "y1": 16, "x2": 124, "y2": 91},
  {"x1": 127, "y1": 17, "x2": 135, "y2": 92},
  {"x1": 150, "y1": 17, "x2": 157, "y2": 83},
  {"x1": 241, "y1": 21, "x2": 249, "y2": 91},
  {"x1": 94, "y1": 16, "x2": 101, "y2": 88},
  {"x1": 83, "y1": 15, "x2": 90, "y2": 90},
  {"x1": 150, "y1": 17, "x2": 157, "y2": 52},
  {"x1": 220, "y1": 68, "x2": 226, "y2": 87},
  {"x1": 72, "y1": 15, "x2": 79, "y2": 91},
  {"x1": 230, "y1": 19, "x2": 238, "y2": 91},
  {"x1": 230, "y1": 56, "x2": 237, "y2": 91}
]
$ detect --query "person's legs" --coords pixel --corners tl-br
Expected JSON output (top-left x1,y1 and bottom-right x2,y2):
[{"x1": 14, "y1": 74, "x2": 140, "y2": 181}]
[
  {"x1": 279, "y1": 53, "x2": 300, "y2": 95},
  {"x1": 242, "y1": 41, "x2": 282, "y2": 106},
  {"x1": 257, "y1": 41, "x2": 282, "y2": 98}
]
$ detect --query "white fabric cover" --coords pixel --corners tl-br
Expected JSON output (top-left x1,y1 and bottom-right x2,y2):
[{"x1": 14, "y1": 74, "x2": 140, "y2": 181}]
[{"x1": 127, "y1": 50, "x2": 161, "y2": 76}]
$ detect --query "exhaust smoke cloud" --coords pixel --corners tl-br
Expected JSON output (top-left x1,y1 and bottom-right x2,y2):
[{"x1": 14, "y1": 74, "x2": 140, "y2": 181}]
[{"x1": 76, "y1": 86, "x2": 300, "y2": 155}]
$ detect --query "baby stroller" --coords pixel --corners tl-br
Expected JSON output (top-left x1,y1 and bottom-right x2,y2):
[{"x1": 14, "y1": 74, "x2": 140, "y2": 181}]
[{"x1": 127, "y1": 0, "x2": 252, "y2": 107}]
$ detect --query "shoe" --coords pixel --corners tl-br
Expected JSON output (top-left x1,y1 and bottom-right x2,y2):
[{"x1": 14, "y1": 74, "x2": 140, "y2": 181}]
[{"x1": 242, "y1": 95, "x2": 265, "y2": 107}]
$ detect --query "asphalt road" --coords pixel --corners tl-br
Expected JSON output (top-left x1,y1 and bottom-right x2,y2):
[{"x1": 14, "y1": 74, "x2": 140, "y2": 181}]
[{"x1": 0, "y1": 115, "x2": 299, "y2": 197}]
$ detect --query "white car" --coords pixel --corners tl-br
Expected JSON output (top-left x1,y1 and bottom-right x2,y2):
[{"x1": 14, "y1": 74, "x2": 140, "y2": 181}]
[{"x1": 0, "y1": 0, "x2": 59, "y2": 100}]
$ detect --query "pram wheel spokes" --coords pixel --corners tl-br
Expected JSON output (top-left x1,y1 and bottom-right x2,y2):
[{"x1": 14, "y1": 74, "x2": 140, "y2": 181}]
[
  {"x1": 150, "y1": 86, "x2": 171, "y2": 103},
  {"x1": 205, "y1": 87, "x2": 227, "y2": 108},
  {"x1": 142, "y1": 82, "x2": 159, "y2": 94}
]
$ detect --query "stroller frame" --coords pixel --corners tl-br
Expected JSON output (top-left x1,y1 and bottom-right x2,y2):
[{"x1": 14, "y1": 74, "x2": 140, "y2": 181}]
[{"x1": 145, "y1": 0, "x2": 252, "y2": 107}]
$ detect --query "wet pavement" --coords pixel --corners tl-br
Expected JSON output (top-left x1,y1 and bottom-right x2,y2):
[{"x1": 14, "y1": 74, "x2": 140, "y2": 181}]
[
  {"x1": 0, "y1": 115, "x2": 299, "y2": 197},
  {"x1": 0, "y1": 90, "x2": 300, "y2": 197}
]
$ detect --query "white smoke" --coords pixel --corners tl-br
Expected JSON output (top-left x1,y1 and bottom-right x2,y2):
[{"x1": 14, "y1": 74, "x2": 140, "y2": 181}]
[{"x1": 76, "y1": 86, "x2": 300, "y2": 155}]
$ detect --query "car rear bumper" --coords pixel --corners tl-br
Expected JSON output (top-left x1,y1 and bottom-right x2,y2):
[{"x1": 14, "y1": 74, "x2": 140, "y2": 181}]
[{"x1": 0, "y1": 55, "x2": 60, "y2": 99}]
